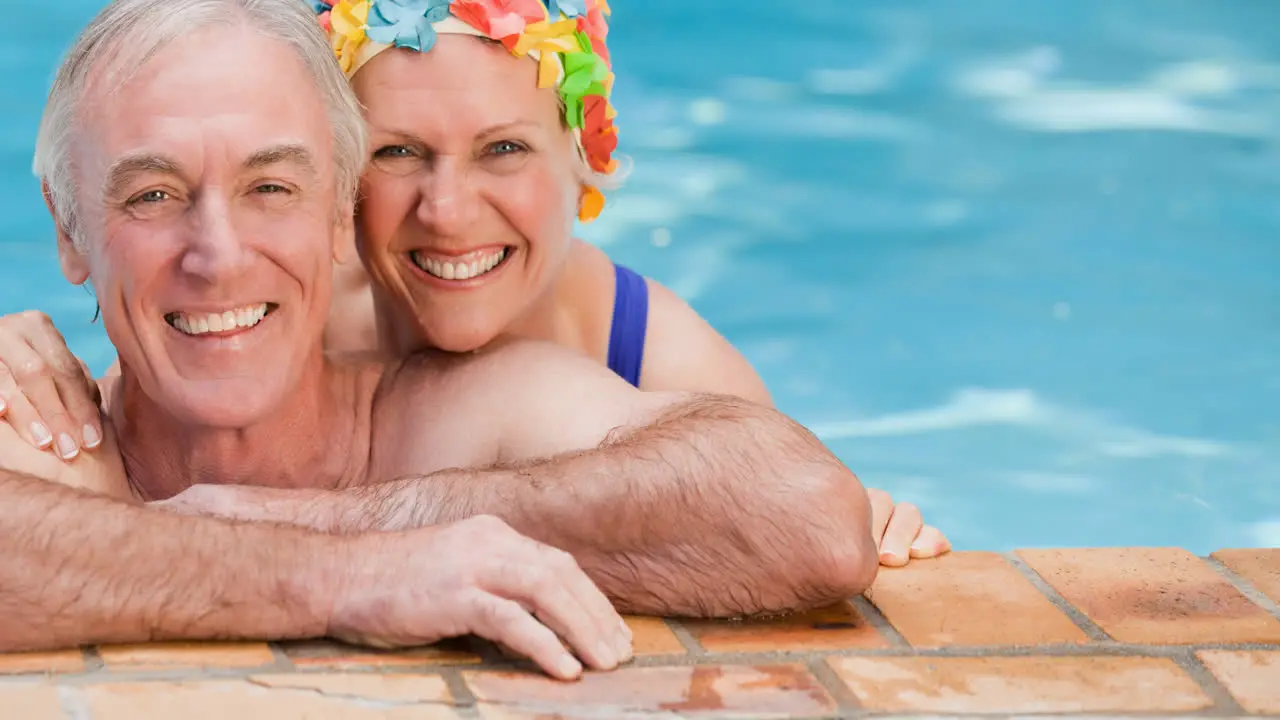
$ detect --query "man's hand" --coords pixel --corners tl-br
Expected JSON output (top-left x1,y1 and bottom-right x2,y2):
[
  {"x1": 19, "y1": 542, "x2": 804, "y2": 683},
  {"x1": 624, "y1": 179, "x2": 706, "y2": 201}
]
[
  {"x1": 332, "y1": 515, "x2": 633, "y2": 681},
  {"x1": 867, "y1": 488, "x2": 951, "y2": 566},
  {"x1": 0, "y1": 311, "x2": 101, "y2": 459}
]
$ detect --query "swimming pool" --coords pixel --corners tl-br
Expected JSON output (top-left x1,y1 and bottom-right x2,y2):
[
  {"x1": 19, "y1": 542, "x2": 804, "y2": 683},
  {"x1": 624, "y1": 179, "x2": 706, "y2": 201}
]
[{"x1": 3, "y1": 0, "x2": 1277, "y2": 553}]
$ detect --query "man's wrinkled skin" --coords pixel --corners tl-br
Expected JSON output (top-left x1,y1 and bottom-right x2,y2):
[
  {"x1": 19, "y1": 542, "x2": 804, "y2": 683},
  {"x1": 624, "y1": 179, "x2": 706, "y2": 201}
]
[{"x1": 0, "y1": 9, "x2": 883, "y2": 681}]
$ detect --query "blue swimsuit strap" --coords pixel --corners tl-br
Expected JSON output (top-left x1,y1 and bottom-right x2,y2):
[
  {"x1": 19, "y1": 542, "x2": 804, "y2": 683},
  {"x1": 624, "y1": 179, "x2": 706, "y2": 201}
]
[{"x1": 606, "y1": 263, "x2": 650, "y2": 388}]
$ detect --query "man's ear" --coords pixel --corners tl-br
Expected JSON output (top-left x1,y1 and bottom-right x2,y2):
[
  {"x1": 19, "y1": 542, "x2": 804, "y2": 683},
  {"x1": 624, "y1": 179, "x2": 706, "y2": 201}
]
[{"x1": 42, "y1": 180, "x2": 90, "y2": 286}]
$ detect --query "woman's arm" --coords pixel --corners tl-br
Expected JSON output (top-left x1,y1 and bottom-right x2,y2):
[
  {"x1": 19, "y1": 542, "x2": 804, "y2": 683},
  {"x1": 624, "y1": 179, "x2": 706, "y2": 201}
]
[
  {"x1": 638, "y1": 279, "x2": 773, "y2": 405},
  {"x1": 638, "y1": 277, "x2": 950, "y2": 566}
]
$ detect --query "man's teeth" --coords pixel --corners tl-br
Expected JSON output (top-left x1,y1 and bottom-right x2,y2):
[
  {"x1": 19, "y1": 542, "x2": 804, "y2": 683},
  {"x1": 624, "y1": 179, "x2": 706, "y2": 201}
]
[
  {"x1": 168, "y1": 304, "x2": 269, "y2": 336},
  {"x1": 411, "y1": 248, "x2": 507, "y2": 281}
]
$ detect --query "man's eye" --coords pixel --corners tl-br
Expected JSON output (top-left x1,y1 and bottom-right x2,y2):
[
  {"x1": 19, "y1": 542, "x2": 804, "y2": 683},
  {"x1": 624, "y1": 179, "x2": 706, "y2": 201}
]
[
  {"x1": 255, "y1": 184, "x2": 289, "y2": 194},
  {"x1": 133, "y1": 190, "x2": 170, "y2": 204},
  {"x1": 373, "y1": 145, "x2": 416, "y2": 159}
]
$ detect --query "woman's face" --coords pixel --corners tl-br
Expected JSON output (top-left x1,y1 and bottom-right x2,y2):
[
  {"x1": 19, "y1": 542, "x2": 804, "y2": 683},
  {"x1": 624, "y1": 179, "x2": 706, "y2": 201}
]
[{"x1": 352, "y1": 36, "x2": 582, "y2": 353}]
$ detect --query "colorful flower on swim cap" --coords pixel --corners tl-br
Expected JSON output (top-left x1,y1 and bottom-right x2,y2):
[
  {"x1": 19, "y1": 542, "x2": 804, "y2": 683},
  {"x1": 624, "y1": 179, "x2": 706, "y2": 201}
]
[
  {"x1": 329, "y1": 0, "x2": 371, "y2": 73},
  {"x1": 580, "y1": 95, "x2": 618, "y2": 173},
  {"x1": 508, "y1": 18, "x2": 582, "y2": 88},
  {"x1": 559, "y1": 41, "x2": 610, "y2": 129},
  {"x1": 543, "y1": 0, "x2": 586, "y2": 18},
  {"x1": 366, "y1": 0, "x2": 454, "y2": 52},
  {"x1": 451, "y1": 0, "x2": 546, "y2": 40},
  {"x1": 575, "y1": 0, "x2": 609, "y2": 66}
]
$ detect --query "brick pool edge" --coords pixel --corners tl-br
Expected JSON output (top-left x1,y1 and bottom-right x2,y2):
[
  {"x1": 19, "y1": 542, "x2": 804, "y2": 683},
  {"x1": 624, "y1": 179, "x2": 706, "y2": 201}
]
[{"x1": 2, "y1": 547, "x2": 1277, "y2": 717}]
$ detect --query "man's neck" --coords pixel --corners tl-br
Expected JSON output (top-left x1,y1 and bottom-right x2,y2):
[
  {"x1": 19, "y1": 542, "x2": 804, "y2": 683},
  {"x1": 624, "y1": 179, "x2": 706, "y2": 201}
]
[{"x1": 110, "y1": 355, "x2": 373, "y2": 501}]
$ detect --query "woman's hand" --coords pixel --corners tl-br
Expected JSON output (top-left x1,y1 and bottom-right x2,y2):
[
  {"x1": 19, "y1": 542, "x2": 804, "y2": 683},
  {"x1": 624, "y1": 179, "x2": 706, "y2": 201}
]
[
  {"x1": 0, "y1": 311, "x2": 102, "y2": 460},
  {"x1": 867, "y1": 487, "x2": 951, "y2": 566}
]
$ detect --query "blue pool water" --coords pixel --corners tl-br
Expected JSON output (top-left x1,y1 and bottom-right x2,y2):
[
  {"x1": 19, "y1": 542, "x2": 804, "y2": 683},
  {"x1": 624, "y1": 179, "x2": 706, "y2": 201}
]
[{"x1": 3, "y1": 0, "x2": 1277, "y2": 553}]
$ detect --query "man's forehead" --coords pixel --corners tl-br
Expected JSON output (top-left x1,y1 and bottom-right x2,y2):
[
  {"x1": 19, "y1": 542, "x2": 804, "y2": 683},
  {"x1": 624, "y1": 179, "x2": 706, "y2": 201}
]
[{"x1": 81, "y1": 24, "x2": 331, "y2": 171}]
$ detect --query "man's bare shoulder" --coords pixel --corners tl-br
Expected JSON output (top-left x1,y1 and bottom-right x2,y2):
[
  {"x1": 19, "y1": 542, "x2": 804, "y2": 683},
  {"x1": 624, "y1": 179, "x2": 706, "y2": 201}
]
[{"x1": 365, "y1": 341, "x2": 617, "y2": 477}]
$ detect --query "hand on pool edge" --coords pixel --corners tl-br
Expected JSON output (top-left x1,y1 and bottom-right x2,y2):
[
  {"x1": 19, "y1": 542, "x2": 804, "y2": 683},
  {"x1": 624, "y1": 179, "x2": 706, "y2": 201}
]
[{"x1": 867, "y1": 487, "x2": 951, "y2": 567}]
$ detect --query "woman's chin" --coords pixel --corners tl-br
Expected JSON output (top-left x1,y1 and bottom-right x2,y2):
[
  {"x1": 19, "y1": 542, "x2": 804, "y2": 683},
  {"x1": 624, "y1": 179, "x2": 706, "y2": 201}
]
[{"x1": 418, "y1": 323, "x2": 504, "y2": 355}]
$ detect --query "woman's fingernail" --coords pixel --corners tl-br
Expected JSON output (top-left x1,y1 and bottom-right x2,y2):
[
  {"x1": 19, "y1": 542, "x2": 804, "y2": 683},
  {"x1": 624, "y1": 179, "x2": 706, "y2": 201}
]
[
  {"x1": 56, "y1": 433, "x2": 79, "y2": 460},
  {"x1": 0, "y1": 397, "x2": 7, "y2": 414},
  {"x1": 31, "y1": 423, "x2": 53, "y2": 448},
  {"x1": 82, "y1": 424, "x2": 102, "y2": 449}
]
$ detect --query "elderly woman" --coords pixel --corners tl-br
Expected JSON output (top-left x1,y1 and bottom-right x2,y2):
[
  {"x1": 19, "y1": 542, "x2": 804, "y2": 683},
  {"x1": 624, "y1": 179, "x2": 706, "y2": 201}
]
[{"x1": 0, "y1": 0, "x2": 948, "y2": 564}]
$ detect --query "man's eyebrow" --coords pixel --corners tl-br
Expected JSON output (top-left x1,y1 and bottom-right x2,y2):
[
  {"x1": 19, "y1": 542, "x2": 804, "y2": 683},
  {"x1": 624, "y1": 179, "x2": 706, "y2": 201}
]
[
  {"x1": 102, "y1": 153, "x2": 182, "y2": 201},
  {"x1": 244, "y1": 144, "x2": 317, "y2": 175}
]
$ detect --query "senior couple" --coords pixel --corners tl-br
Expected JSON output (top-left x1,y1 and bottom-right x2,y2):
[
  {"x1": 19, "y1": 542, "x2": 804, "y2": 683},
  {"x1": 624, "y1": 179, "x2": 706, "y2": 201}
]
[{"x1": 0, "y1": 0, "x2": 949, "y2": 679}]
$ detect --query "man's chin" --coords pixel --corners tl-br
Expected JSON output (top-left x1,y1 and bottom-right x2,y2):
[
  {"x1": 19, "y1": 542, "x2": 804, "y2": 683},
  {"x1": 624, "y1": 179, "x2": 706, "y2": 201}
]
[{"x1": 147, "y1": 375, "x2": 293, "y2": 430}]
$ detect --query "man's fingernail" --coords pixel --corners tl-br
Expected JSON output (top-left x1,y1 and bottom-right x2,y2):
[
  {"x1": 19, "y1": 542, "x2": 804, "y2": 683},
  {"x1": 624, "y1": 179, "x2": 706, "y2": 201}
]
[
  {"x1": 56, "y1": 433, "x2": 79, "y2": 460},
  {"x1": 82, "y1": 424, "x2": 102, "y2": 449},
  {"x1": 0, "y1": 397, "x2": 7, "y2": 414},
  {"x1": 596, "y1": 640, "x2": 617, "y2": 668},
  {"x1": 556, "y1": 654, "x2": 582, "y2": 678},
  {"x1": 31, "y1": 423, "x2": 53, "y2": 448}
]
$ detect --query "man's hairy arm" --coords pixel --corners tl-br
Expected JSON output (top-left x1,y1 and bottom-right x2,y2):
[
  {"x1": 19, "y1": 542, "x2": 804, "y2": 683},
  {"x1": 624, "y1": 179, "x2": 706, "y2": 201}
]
[
  {"x1": 214, "y1": 342, "x2": 879, "y2": 618},
  {"x1": 414, "y1": 394, "x2": 878, "y2": 618},
  {"x1": 0, "y1": 471, "x2": 334, "y2": 651}
]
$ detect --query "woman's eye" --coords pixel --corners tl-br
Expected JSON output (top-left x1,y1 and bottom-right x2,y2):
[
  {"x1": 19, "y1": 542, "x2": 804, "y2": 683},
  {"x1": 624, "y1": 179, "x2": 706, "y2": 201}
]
[{"x1": 489, "y1": 141, "x2": 526, "y2": 156}]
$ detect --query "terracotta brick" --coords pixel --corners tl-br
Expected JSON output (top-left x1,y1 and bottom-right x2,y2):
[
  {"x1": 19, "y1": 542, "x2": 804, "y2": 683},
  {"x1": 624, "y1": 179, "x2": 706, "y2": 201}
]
[
  {"x1": 248, "y1": 673, "x2": 453, "y2": 703},
  {"x1": 1213, "y1": 549, "x2": 1280, "y2": 605},
  {"x1": 1197, "y1": 650, "x2": 1280, "y2": 714},
  {"x1": 82, "y1": 678, "x2": 461, "y2": 718},
  {"x1": 682, "y1": 600, "x2": 887, "y2": 653},
  {"x1": 0, "y1": 649, "x2": 86, "y2": 675},
  {"x1": 1018, "y1": 548, "x2": 1280, "y2": 644},
  {"x1": 465, "y1": 664, "x2": 834, "y2": 716},
  {"x1": 623, "y1": 616, "x2": 685, "y2": 655},
  {"x1": 867, "y1": 552, "x2": 1089, "y2": 647},
  {"x1": 282, "y1": 640, "x2": 481, "y2": 670},
  {"x1": 97, "y1": 642, "x2": 276, "y2": 671},
  {"x1": 0, "y1": 684, "x2": 64, "y2": 719},
  {"x1": 827, "y1": 656, "x2": 1211, "y2": 714}
]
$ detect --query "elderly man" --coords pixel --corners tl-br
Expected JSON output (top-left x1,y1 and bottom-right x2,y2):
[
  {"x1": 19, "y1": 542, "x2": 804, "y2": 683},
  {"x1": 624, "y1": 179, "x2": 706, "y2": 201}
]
[{"x1": 0, "y1": 0, "x2": 881, "y2": 680}]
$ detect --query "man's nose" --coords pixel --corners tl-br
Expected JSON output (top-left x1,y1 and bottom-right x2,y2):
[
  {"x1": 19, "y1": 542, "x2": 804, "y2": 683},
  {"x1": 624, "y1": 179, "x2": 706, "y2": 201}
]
[{"x1": 179, "y1": 196, "x2": 249, "y2": 282}]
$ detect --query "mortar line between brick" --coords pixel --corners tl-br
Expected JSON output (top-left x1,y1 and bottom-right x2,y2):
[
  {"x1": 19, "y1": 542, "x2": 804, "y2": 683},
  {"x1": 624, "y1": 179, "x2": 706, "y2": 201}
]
[
  {"x1": 1204, "y1": 556, "x2": 1280, "y2": 622},
  {"x1": 438, "y1": 667, "x2": 479, "y2": 711},
  {"x1": 80, "y1": 647, "x2": 104, "y2": 675},
  {"x1": 663, "y1": 618, "x2": 706, "y2": 657},
  {"x1": 850, "y1": 594, "x2": 910, "y2": 649},
  {"x1": 19, "y1": 641, "x2": 1280, "y2": 686},
  {"x1": 1168, "y1": 647, "x2": 1247, "y2": 717},
  {"x1": 1001, "y1": 550, "x2": 1113, "y2": 642},
  {"x1": 265, "y1": 642, "x2": 297, "y2": 674},
  {"x1": 805, "y1": 655, "x2": 864, "y2": 715},
  {"x1": 14, "y1": 638, "x2": 1280, "y2": 687},
  {"x1": 56, "y1": 684, "x2": 91, "y2": 720}
]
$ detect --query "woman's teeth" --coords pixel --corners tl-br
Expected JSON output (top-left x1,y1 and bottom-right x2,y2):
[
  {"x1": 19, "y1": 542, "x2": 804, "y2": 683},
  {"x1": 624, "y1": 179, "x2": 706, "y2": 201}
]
[
  {"x1": 411, "y1": 248, "x2": 508, "y2": 281},
  {"x1": 167, "y1": 304, "x2": 269, "y2": 336}
]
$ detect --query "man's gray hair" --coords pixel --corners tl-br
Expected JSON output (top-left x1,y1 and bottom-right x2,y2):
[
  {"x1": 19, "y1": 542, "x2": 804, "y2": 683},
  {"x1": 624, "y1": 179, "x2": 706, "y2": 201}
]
[{"x1": 32, "y1": 0, "x2": 368, "y2": 244}]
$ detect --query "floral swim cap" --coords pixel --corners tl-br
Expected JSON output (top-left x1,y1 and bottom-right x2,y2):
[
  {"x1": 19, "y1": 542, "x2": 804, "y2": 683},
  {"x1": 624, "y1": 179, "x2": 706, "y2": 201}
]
[{"x1": 311, "y1": 0, "x2": 618, "y2": 222}]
